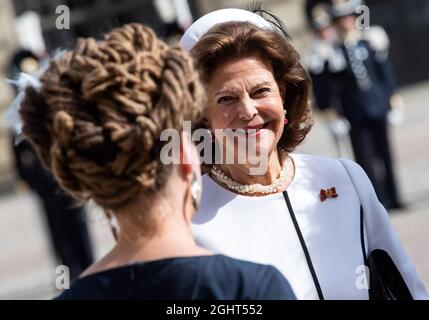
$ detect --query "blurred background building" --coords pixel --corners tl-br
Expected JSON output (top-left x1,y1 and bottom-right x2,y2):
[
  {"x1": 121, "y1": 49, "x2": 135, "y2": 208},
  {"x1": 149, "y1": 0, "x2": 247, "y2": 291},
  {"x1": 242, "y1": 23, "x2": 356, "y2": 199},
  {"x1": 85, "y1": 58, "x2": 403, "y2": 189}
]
[{"x1": 0, "y1": 0, "x2": 428, "y2": 299}]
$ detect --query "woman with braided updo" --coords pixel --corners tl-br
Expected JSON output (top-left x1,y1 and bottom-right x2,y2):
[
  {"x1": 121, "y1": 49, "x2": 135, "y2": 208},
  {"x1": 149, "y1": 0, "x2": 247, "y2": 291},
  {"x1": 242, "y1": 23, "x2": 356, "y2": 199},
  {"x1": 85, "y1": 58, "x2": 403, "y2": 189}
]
[{"x1": 19, "y1": 23, "x2": 295, "y2": 300}]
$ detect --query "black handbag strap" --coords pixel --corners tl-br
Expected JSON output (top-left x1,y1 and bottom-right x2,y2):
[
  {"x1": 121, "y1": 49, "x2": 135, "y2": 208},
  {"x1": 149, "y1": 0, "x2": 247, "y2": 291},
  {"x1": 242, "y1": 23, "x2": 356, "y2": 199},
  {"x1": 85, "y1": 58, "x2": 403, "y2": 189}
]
[{"x1": 283, "y1": 190, "x2": 324, "y2": 300}]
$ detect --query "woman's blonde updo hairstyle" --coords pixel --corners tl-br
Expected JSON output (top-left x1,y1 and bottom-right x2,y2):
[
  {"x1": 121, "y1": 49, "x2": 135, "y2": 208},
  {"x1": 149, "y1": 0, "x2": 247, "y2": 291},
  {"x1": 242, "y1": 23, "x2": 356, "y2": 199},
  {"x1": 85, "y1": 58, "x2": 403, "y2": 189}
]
[{"x1": 20, "y1": 23, "x2": 205, "y2": 211}]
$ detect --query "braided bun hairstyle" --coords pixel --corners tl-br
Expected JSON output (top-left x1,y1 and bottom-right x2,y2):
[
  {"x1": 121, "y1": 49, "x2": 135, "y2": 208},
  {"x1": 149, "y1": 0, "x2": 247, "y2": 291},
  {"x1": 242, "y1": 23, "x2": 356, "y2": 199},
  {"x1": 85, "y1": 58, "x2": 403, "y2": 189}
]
[{"x1": 20, "y1": 24, "x2": 205, "y2": 210}]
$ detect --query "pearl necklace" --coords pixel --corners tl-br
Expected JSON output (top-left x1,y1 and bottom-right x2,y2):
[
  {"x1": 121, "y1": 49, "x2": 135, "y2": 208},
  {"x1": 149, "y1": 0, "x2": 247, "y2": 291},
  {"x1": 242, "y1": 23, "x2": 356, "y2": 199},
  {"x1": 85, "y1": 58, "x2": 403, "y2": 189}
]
[{"x1": 210, "y1": 149, "x2": 290, "y2": 195}]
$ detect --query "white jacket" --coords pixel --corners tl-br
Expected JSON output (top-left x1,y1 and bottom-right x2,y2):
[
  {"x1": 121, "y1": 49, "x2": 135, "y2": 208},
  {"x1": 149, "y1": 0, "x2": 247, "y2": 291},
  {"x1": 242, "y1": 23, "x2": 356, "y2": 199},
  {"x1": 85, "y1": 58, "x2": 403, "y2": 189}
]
[{"x1": 192, "y1": 153, "x2": 428, "y2": 300}]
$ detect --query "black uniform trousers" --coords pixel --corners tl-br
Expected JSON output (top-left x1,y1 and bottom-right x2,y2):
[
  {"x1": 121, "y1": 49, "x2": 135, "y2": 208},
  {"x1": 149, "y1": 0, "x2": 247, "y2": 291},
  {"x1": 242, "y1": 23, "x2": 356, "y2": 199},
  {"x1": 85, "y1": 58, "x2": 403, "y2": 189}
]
[{"x1": 348, "y1": 117, "x2": 401, "y2": 209}]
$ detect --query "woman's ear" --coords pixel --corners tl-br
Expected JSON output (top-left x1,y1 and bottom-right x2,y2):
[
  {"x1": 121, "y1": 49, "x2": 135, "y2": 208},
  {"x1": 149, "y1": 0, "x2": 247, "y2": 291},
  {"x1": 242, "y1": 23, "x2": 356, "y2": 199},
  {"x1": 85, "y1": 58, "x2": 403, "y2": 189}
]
[
  {"x1": 179, "y1": 131, "x2": 193, "y2": 179},
  {"x1": 203, "y1": 108, "x2": 211, "y2": 128},
  {"x1": 204, "y1": 117, "x2": 210, "y2": 128}
]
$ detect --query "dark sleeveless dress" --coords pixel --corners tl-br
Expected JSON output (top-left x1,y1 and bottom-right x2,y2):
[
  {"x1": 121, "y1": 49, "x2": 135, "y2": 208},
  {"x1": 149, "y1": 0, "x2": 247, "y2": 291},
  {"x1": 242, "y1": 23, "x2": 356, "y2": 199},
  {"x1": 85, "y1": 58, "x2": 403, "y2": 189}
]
[{"x1": 55, "y1": 254, "x2": 295, "y2": 300}]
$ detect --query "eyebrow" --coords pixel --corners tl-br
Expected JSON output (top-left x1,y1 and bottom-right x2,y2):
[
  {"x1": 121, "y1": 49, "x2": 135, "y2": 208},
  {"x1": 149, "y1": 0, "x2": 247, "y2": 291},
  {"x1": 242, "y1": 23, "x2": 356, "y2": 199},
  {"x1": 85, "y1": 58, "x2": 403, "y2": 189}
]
[
  {"x1": 214, "y1": 86, "x2": 240, "y2": 97},
  {"x1": 251, "y1": 81, "x2": 273, "y2": 90},
  {"x1": 214, "y1": 81, "x2": 273, "y2": 97}
]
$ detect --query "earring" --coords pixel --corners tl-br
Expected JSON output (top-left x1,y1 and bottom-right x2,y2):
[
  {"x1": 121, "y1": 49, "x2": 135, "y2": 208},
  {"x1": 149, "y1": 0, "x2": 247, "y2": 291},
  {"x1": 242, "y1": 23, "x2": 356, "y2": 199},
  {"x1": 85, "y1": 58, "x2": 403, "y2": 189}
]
[
  {"x1": 284, "y1": 109, "x2": 289, "y2": 125},
  {"x1": 190, "y1": 172, "x2": 202, "y2": 210},
  {"x1": 104, "y1": 209, "x2": 119, "y2": 241},
  {"x1": 208, "y1": 129, "x2": 216, "y2": 142}
]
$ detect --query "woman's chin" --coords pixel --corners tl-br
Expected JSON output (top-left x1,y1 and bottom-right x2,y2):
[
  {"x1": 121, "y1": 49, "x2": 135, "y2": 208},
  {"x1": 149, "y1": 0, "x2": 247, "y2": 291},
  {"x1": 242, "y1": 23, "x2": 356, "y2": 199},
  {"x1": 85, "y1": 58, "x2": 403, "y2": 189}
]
[{"x1": 245, "y1": 134, "x2": 276, "y2": 162}]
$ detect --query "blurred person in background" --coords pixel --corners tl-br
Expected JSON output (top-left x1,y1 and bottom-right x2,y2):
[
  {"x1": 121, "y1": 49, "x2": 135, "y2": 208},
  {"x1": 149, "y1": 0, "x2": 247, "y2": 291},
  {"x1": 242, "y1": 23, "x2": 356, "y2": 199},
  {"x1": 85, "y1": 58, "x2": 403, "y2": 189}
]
[
  {"x1": 303, "y1": 1, "x2": 351, "y2": 157},
  {"x1": 326, "y1": 0, "x2": 405, "y2": 210},
  {"x1": 19, "y1": 23, "x2": 295, "y2": 300},
  {"x1": 6, "y1": 49, "x2": 94, "y2": 281}
]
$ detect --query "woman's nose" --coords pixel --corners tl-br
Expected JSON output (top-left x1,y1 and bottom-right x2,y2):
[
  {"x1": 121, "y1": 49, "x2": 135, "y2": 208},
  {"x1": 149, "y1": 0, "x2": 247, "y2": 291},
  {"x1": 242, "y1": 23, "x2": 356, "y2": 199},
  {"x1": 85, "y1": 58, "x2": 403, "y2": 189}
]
[{"x1": 238, "y1": 96, "x2": 258, "y2": 121}]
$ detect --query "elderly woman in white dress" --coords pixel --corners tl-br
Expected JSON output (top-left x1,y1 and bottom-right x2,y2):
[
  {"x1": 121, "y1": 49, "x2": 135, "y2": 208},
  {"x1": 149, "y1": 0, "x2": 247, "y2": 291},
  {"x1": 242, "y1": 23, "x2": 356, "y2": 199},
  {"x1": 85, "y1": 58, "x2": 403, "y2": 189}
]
[{"x1": 180, "y1": 8, "x2": 428, "y2": 300}]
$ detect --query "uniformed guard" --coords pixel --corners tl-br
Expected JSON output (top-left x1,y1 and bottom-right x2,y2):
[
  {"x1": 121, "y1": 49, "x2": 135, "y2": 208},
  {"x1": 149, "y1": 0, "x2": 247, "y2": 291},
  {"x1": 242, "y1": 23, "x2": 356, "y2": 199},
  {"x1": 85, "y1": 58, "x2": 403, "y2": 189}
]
[
  {"x1": 304, "y1": 1, "x2": 351, "y2": 157},
  {"x1": 326, "y1": 0, "x2": 404, "y2": 209}
]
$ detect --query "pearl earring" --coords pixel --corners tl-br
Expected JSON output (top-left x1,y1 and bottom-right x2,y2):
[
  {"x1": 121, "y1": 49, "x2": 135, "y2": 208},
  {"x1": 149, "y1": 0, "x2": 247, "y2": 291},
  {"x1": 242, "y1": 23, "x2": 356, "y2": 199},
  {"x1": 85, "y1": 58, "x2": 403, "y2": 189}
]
[{"x1": 284, "y1": 109, "x2": 288, "y2": 125}]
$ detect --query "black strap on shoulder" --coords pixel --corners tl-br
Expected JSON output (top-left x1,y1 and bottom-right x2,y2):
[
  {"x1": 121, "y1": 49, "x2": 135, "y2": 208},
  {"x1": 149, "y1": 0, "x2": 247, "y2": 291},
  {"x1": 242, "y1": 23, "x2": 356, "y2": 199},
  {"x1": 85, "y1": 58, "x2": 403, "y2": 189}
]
[
  {"x1": 360, "y1": 206, "x2": 373, "y2": 299},
  {"x1": 282, "y1": 190, "x2": 324, "y2": 300},
  {"x1": 360, "y1": 206, "x2": 369, "y2": 267}
]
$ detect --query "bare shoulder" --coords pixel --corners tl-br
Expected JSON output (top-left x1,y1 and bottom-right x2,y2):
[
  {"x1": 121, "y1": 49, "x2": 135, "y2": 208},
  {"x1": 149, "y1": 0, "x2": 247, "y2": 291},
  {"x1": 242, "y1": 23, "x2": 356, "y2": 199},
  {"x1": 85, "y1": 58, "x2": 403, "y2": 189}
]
[{"x1": 78, "y1": 253, "x2": 119, "y2": 279}]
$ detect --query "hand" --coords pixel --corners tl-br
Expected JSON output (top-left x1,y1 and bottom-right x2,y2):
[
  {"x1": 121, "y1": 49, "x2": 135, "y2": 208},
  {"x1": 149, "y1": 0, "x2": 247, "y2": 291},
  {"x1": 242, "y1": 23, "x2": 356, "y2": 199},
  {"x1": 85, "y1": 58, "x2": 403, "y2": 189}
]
[
  {"x1": 388, "y1": 94, "x2": 404, "y2": 125},
  {"x1": 320, "y1": 108, "x2": 339, "y2": 122},
  {"x1": 328, "y1": 117, "x2": 350, "y2": 136},
  {"x1": 390, "y1": 93, "x2": 405, "y2": 110}
]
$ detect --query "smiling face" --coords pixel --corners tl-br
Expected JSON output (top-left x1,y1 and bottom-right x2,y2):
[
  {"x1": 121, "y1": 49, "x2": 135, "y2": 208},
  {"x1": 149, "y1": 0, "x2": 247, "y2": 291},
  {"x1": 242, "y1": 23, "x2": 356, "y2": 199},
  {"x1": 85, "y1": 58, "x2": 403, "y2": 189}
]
[{"x1": 205, "y1": 55, "x2": 285, "y2": 162}]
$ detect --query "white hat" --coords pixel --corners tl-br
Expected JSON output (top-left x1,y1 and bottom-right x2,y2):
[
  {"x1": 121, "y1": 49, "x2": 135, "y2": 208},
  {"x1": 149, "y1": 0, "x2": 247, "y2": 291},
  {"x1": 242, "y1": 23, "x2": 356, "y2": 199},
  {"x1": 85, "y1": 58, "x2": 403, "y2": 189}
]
[{"x1": 179, "y1": 8, "x2": 273, "y2": 51}]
